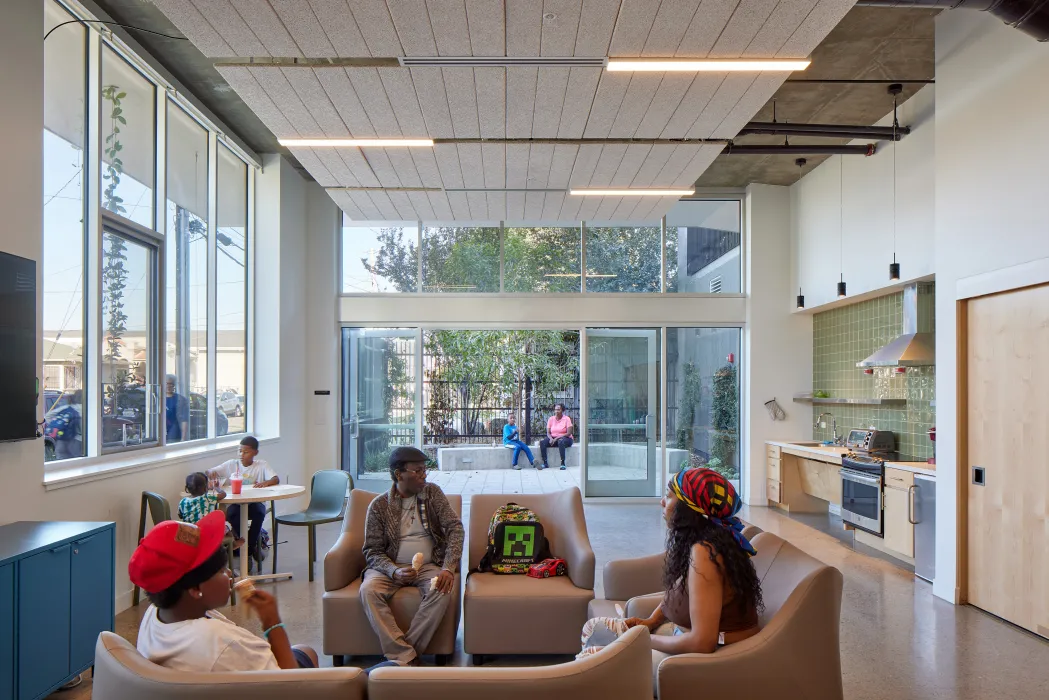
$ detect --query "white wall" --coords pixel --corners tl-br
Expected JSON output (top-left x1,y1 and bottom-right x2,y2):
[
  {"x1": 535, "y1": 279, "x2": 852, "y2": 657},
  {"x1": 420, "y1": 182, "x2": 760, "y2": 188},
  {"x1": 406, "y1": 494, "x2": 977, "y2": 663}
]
[
  {"x1": 0, "y1": 0, "x2": 313, "y2": 613},
  {"x1": 792, "y1": 85, "x2": 936, "y2": 309},
  {"x1": 932, "y1": 13, "x2": 1049, "y2": 603},
  {"x1": 305, "y1": 185, "x2": 340, "y2": 477},
  {"x1": 745, "y1": 184, "x2": 813, "y2": 503}
]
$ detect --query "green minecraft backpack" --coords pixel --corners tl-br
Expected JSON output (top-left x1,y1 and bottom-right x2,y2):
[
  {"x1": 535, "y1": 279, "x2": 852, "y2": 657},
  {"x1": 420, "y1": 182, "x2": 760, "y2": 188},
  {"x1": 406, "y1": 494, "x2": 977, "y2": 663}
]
[{"x1": 477, "y1": 503, "x2": 552, "y2": 574}]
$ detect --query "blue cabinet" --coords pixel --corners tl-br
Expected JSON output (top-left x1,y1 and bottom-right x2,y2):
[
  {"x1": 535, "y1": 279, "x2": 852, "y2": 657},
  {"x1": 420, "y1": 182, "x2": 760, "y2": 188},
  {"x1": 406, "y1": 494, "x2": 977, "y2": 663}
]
[
  {"x1": 0, "y1": 522, "x2": 114, "y2": 700},
  {"x1": 18, "y1": 546, "x2": 71, "y2": 700},
  {"x1": 1, "y1": 564, "x2": 14, "y2": 700},
  {"x1": 70, "y1": 532, "x2": 114, "y2": 671}
]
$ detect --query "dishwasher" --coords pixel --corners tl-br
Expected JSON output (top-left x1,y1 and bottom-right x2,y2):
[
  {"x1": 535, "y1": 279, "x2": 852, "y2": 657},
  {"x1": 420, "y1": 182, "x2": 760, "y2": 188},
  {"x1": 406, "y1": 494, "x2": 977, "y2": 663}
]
[{"x1": 913, "y1": 476, "x2": 936, "y2": 582}]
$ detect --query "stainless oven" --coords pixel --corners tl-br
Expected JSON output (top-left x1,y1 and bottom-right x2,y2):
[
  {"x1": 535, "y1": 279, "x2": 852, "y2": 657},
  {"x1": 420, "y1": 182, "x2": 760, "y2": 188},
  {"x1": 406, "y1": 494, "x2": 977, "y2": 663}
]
[{"x1": 840, "y1": 467, "x2": 883, "y2": 535}]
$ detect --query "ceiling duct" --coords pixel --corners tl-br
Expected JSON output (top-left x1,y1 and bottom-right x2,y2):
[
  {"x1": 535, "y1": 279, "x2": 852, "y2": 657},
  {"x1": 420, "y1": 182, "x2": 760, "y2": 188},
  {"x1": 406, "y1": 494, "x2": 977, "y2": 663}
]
[
  {"x1": 857, "y1": 284, "x2": 936, "y2": 368},
  {"x1": 738, "y1": 121, "x2": 911, "y2": 140},
  {"x1": 722, "y1": 144, "x2": 877, "y2": 155},
  {"x1": 855, "y1": 0, "x2": 1049, "y2": 41}
]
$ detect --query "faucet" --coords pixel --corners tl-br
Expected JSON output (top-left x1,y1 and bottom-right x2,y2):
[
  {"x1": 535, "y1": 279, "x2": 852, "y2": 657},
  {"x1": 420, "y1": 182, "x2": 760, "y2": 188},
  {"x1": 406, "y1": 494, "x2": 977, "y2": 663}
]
[{"x1": 815, "y1": 412, "x2": 842, "y2": 445}]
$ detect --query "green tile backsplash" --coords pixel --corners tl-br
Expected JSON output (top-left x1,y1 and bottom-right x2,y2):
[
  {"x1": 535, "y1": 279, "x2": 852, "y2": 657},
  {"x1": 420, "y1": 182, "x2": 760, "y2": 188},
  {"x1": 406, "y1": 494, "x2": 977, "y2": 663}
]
[{"x1": 812, "y1": 283, "x2": 936, "y2": 460}]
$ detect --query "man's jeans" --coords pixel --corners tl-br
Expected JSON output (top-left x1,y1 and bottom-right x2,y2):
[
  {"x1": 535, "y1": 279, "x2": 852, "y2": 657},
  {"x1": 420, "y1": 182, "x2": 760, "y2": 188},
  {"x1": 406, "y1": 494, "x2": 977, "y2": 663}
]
[{"x1": 359, "y1": 564, "x2": 452, "y2": 664}]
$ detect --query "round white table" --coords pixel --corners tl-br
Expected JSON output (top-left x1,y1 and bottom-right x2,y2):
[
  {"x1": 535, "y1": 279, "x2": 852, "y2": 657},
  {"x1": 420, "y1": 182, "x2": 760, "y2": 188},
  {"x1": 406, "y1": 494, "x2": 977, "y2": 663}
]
[{"x1": 223, "y1": 484, "x2": 305, "y2": 582}]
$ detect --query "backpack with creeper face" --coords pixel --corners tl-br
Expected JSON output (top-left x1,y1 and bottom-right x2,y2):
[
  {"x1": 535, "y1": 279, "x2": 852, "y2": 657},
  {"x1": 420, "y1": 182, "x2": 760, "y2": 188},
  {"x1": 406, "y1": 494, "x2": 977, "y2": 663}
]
[{"x1": 477, "y1": 503, "x2": 552, "y2": 574}]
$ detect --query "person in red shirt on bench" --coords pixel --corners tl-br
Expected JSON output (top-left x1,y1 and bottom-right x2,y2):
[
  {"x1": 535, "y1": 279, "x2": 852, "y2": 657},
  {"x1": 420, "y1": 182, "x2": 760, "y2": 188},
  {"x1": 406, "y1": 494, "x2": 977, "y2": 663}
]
[{"x1": 539, "y1": 403, "x2": 573, "y2": 471}]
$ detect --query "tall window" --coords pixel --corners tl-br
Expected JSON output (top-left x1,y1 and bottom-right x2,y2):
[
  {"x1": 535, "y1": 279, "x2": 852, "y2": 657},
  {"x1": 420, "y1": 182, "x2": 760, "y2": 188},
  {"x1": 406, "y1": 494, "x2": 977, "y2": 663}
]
[
  {"x1": 421, "y1": 226, "x2": 500, "y2": 292},
  {"x1": 666, "y1": 200, "x2": 742, "y2": 294},
  {"x1": 42, "y1": 1, "x2": 86, "y2": 461},
  {"x1": 666, "y1": 328, "x2": 742, "y2": 492},
  {"x1": 164, "y1": 102, "x2": 209, "y2": 442},
  {"x1": 342, "y1": 219, "x2": 418, "y2": 293},
  {"x1": 217, "y1": 145, "x2": 248, "y2": 434},
  {"x1": 585, "y1": 224, "x2": 662, "y2": 293},
  {"x1": 503, "y1": 226, "x2": 582, "y2": 292},
  {"x1": 101, "y1": 46, "x2": 155, "y2": 229}
]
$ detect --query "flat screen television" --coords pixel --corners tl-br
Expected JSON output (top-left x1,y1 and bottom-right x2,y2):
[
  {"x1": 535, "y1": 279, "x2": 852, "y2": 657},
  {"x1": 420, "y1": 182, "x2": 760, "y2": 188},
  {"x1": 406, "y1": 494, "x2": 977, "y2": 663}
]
[{"x1": 0, "y1": 252, "x2": 38, "y2": 442}]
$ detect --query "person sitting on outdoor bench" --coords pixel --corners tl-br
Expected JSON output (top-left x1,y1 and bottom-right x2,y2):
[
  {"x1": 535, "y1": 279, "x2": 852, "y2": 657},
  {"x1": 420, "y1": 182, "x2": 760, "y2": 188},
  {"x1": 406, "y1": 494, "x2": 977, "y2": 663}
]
[
  {"x1": 502, "y1": 413, "x2": 535, "y2": 470},
  {"x1": 539, "y1": 403, "x2": 573, "y2": 471}
]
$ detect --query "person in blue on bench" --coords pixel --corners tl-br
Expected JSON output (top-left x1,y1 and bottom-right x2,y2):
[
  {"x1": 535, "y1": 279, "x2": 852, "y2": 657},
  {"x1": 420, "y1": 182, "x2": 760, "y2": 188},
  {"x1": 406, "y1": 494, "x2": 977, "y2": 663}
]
[{"x1": 503, "y1": 413, "x2": 535, "y2": 470}]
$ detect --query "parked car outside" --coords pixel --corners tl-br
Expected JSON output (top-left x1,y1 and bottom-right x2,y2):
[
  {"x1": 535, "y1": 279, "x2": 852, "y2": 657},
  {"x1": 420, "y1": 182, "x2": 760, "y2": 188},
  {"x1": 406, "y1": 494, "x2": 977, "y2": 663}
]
[
  {"x1": 217, "y1": 389, "x2": 245, "y2": 417},
  {"x1": 44, "y1": 387, "x2": 229, "y2": 461}
]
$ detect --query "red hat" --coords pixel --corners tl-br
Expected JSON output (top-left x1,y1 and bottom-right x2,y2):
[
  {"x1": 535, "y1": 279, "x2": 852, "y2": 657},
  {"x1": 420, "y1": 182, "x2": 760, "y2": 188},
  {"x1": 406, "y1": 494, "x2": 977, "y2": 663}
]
[{"x1": 128, "y1": 510, "x2": 226, "y2": 593}]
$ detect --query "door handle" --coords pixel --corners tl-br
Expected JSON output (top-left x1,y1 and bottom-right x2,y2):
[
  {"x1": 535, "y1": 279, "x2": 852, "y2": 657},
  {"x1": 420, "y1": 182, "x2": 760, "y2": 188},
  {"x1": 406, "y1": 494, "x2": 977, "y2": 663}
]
[
  {"x1": 907, "y1": 485, "x2": 918, "y2": 525},
  {"x1": 972, "y1": 466, "x2": 985, "y2": 486},
  {"x1": 645, "y1": 414, "x2": 653, "y2": 441}
]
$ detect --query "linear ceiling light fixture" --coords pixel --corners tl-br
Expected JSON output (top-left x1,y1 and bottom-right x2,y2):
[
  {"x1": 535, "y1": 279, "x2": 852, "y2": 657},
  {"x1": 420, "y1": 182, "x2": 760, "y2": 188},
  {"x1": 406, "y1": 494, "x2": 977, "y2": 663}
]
[
  {"x1": 569, "y1": 188, "x2": 695, "y2": 196},
  {"x1": 279, "y1": 138, "x2": 434, "y2": 148},
  {"x1": 606, "y1": 58, "x2": 810, "y2": 72}
]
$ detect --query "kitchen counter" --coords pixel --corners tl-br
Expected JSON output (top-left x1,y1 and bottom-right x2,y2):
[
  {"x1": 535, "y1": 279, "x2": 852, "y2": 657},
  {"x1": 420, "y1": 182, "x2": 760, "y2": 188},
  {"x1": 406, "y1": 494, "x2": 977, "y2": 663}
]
[
  {"x1": 766, "y1": 441, "x2": 936, "y2": 477},
  {"x1": 885, "y1": 461, "x2": 936, "y2": 477}
]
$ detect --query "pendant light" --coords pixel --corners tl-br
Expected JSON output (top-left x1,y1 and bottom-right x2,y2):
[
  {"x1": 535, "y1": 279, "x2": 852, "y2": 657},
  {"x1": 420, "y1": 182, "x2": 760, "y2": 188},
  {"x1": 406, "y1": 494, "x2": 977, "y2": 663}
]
[
  {"x1": 795, "y1": 156, "x2": 807, "y2": 310},
  {"x1": 837, "y1": 155, "x2": 847, "y2": 298},
  {"x1": 888, "y1": 84, "x2": 902, "y2": 281}
]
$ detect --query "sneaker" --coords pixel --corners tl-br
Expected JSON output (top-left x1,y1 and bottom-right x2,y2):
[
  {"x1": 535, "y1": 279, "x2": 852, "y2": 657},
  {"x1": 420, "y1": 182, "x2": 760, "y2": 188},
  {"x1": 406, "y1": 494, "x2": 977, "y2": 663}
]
[
  {"x1": 512, "y1": 464, "x2": 521, "y2": 470},
  {"x1": 560, "y1": 465, "x2": 567, "y2": 470},
  {"x1": 538, "y1": 463, "x2": 548, "y2": 470}
]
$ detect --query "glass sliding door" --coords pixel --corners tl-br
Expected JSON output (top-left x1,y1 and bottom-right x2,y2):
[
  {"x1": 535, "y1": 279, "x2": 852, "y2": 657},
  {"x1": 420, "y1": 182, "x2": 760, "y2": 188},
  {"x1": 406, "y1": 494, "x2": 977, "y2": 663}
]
[
  {"x1": 342, "y1": 328, "x2": 418, "y2": 484},
  {"x1": 585, "y1": 328, "x2": 660, "y2": 497}
]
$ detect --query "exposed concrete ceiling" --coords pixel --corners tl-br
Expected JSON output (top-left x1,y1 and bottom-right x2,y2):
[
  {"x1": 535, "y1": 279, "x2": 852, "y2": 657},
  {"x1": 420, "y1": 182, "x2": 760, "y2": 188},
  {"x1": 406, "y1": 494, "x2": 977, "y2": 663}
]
[{"x1": 696, "y1": 6, "x2": 938, "y2": 188}]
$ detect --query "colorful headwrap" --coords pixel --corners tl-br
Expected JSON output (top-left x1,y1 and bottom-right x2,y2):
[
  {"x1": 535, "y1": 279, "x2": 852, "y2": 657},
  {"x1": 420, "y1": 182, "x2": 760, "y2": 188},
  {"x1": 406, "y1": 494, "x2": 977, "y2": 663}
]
[{"x1": 670, "y1": 468, "x2": 757, "y2": 557}]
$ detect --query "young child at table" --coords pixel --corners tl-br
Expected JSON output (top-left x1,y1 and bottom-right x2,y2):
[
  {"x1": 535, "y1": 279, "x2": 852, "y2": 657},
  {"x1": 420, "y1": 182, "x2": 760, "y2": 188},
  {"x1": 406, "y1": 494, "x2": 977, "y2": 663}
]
[{"x1": 178, "y1": 472, "x2": 244, "y2": 550}]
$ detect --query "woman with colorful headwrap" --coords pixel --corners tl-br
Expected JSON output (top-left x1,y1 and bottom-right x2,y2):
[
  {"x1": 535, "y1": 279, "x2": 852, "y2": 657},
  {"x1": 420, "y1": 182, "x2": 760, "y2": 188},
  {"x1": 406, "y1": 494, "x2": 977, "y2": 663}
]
[{"x1": 579, "y1": 468, "x2": 762, "y2": 661}]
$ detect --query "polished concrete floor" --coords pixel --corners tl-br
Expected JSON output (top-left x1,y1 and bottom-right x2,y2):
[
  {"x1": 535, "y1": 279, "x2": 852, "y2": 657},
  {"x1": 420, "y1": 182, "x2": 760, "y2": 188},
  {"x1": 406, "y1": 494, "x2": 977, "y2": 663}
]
[{"x1": 57, "y1": 474, "x2": 1049, "y2": 699}]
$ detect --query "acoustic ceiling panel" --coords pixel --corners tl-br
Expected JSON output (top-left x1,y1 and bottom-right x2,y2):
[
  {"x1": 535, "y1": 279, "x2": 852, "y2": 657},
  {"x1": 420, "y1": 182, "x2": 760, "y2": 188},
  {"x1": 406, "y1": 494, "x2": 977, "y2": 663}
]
[{"x1": 156, "y1": 0, "x2": 858, "y2": 222}]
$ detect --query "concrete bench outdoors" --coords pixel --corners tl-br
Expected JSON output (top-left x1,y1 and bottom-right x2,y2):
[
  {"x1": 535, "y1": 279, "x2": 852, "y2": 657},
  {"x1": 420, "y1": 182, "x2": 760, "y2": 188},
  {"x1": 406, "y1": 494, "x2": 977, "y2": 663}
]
[
  {"x1": 436, "y1": 443, "x2": 691, "y2": 472},
  {"x1": 437, "y1": 443, "x2": 579, "y2": 471}
]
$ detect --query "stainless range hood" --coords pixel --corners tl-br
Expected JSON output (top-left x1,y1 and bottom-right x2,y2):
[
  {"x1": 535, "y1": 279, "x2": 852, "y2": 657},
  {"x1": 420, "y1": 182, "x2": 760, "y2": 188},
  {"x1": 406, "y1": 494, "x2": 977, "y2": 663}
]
[{"x1": 857, "y1": 284, "x2": 935, "y2": 368}]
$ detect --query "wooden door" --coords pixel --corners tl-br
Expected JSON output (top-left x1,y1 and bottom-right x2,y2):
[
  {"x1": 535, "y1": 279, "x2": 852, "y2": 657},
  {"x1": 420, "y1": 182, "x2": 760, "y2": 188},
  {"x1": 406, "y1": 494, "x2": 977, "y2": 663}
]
[{"x1": 967, "y1": 283, "x2": 1049, "y2": 637}]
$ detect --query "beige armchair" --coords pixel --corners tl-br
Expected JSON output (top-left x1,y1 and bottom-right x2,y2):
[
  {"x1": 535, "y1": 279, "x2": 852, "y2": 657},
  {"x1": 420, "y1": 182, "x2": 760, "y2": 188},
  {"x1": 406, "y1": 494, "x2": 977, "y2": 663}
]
[
  {"x1": 92, "y1": 632, "x2": 367, "y2": 700},
  {"x1": 588, "y1": 524, "x2": 763, "y2": 620},
  {"x1": 322, "y1": 488, "x2": 462, "y2": 665},
  {"x1": 368, "y1": 626, "x2": 653, "y2": 700},
  {"x1": 464, "y1": 488, "x2": 596, "y2": 664},
  {"x1": 651, "y1": 532, "x2": 844, "y2": 700}
]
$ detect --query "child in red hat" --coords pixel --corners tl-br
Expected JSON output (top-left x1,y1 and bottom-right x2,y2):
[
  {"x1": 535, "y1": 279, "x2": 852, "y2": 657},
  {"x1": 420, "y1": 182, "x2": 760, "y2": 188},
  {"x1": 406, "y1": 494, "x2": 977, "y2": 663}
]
[{"x1": 128, "y1": 510, "x2": 317, "y2": 671}]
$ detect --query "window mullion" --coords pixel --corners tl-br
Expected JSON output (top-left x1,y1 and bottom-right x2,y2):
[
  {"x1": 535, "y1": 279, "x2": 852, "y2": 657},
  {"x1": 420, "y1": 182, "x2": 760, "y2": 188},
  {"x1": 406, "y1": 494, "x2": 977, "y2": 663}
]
[
  {"x1": 155, "y1": 87, "x2": 167, "y2": 445},
  {"x1": 85, "y1": 27, "x2": 103, "y2": 459},
  {"x1": 245, "y1": 166, "x2": 256, "y2": 432},
  {"x1": 207, "y1": 132, "x2": 218, "y2": 439},
  {"x1": 580, "y1": 221, "x2": 587, "y2": 293}
]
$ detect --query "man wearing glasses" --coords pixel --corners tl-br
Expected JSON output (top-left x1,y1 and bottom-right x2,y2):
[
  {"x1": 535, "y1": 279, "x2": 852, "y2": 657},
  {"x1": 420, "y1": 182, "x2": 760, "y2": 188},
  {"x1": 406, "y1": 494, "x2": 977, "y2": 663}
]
[{"x1": 360, "y1": 446, "x2": 464, "y2": 666}]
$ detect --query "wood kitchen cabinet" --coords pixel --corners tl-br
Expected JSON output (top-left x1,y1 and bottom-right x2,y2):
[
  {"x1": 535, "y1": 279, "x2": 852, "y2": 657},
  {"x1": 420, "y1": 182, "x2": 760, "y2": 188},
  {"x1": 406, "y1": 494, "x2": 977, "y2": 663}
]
[{"x1": 883, "y1": 468, "x2": 915, "y2": 559}]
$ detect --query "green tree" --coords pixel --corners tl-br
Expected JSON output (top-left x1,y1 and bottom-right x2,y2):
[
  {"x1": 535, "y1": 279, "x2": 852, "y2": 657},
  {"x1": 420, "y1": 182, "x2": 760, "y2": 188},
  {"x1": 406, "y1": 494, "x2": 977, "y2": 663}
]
[{"x1": 709, "y1": 363, "x2": 739, "y2": 479}]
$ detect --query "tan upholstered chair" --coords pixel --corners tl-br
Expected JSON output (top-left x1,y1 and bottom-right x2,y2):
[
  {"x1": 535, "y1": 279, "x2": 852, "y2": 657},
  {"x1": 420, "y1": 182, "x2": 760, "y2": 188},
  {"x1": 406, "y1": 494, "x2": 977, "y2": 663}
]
[
  {"x1": 322, "y1": 488, "x2": 462, "y2": 665},
  {"x1": 464, "y1": 488, "x2": 596, "y2": 665},
  {"x1": 588, "y1": 524, "x2": 763, "y2": 620},
  {"x1": 367, "y1": 626, "x2": 653, "y2": 700},
  {"x1": 92, "y1": 632, "x2": 367, "y2": 700},
  {"x1": 621, "y1": 532, "x2": 844, "y2": 700}
]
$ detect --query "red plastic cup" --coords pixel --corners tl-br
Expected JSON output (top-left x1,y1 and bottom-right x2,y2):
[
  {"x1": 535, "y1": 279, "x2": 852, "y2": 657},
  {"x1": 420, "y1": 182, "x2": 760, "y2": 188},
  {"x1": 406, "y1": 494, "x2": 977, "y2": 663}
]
[{"x1": 230, "y1": 476, "x2": 243, "y2": 495}]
